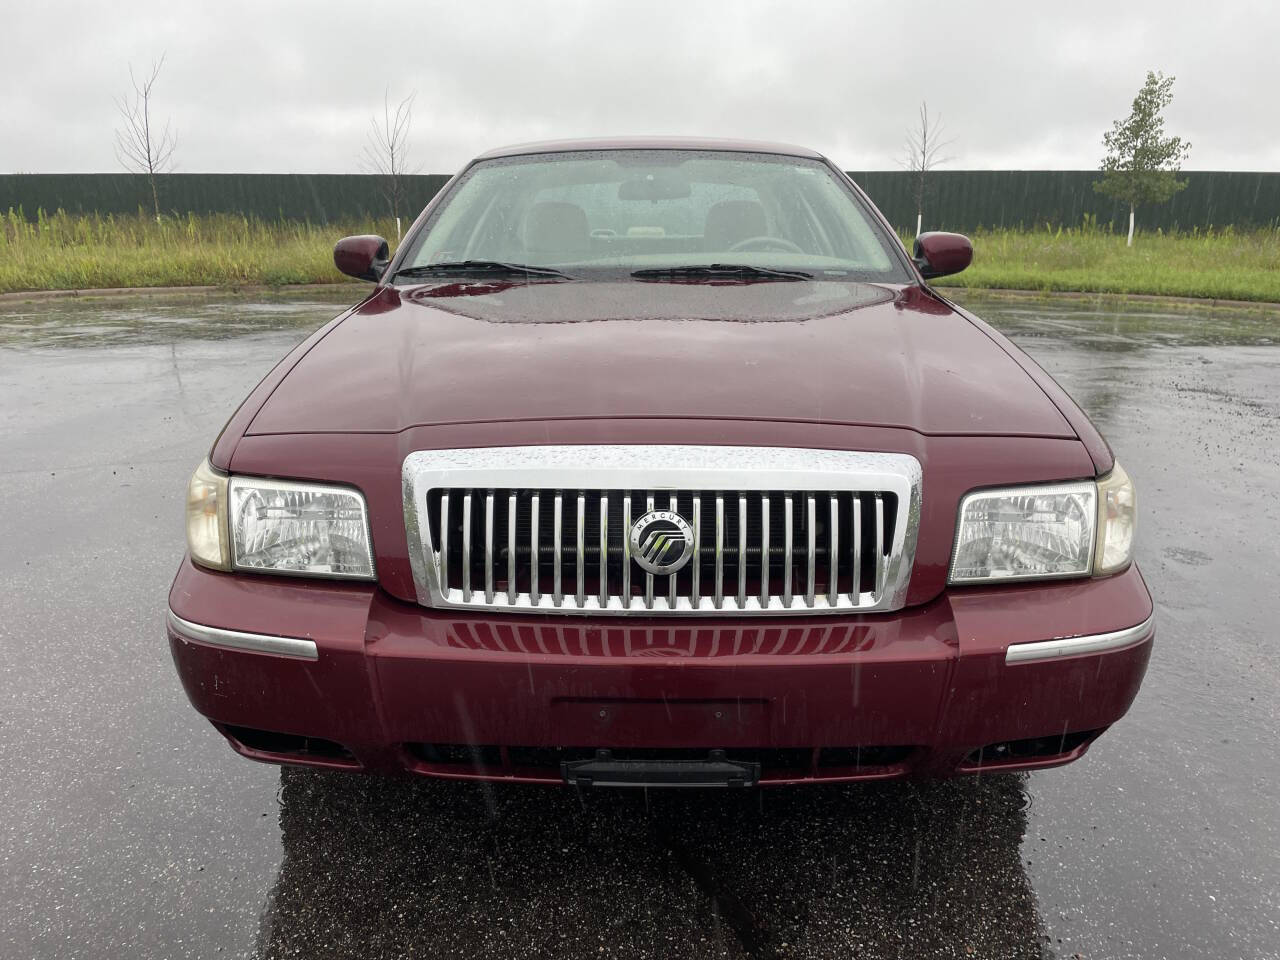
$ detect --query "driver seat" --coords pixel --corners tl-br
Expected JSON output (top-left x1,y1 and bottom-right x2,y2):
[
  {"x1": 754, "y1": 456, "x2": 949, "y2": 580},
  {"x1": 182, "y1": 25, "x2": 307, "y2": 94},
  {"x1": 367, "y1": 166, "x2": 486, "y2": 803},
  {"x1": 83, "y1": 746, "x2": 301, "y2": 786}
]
[{"x1": 703, "y1": 200, "x2": 768, "y2": 251}]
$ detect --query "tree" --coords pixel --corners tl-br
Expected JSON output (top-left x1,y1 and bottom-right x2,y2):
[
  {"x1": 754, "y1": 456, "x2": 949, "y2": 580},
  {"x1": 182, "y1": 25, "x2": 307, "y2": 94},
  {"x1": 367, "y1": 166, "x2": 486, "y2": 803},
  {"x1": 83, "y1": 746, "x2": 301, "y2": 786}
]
[
  {"x1": 901, "y1": 101, "x2": 953, "y2": 237},
  {"x1": 1094, "y1": 71, "x2": 1191, "y2": 246},
  {"x1": 361, "y1": 89, "x2": 417, "y2": 229},
  {"x1": 114, "y1": 56, "x2": 176, "y2": 222}
]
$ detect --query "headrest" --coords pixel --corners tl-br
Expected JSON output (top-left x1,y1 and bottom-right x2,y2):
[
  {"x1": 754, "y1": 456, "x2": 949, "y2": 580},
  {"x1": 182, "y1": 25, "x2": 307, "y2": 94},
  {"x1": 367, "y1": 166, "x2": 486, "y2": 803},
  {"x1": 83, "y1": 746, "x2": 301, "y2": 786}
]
[
  {"x1": 523, "y1": 201, "x2": 590, "y2": 259},
  {"x1": 703, "y1": 200, "x2": 768, "y2": 250}
]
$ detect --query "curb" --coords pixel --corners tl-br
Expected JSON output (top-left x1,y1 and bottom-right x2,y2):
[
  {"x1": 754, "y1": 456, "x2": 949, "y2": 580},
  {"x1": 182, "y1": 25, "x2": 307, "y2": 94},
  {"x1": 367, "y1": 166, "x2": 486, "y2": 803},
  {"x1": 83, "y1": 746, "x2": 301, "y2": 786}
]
[
  {"x1": 941, "y1": 286, "x2": 1280, "y2": 312},
  {"x1": 2, "y1": 281, "x2": 1278, "y2": 312},
  {"x1": 0, "y1": 282, "x2": 366, "y2": 304}
]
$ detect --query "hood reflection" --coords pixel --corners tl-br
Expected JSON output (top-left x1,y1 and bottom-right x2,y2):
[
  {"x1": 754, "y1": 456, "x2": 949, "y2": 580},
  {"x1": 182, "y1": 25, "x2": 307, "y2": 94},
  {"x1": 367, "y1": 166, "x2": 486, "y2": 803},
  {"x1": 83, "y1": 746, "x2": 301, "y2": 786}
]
[
  {"x1": 254, "y1": 769, "x2": 1045, "y2": 958},
  {"x1": 399, "y1": 277, "x2": 892, "y2": 324}
]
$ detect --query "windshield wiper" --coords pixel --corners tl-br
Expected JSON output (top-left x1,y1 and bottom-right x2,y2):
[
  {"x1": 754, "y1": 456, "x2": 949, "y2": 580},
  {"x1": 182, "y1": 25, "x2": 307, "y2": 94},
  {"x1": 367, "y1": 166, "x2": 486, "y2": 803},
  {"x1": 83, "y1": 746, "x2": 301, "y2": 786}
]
[
  {"x1": 394, "y1": 260, "x2": 573, "y2": 281},
  {"x1": 630, "y1": 264, "x2": 812, "y2": 281}
]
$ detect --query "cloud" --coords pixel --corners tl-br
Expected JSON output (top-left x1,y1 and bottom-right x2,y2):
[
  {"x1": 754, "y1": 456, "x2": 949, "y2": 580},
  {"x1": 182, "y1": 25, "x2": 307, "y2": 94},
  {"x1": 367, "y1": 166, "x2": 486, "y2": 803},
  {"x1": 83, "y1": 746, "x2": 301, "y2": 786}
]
[{"x1": 1, "y1": 0, "x2": 1274, "y2": 173}]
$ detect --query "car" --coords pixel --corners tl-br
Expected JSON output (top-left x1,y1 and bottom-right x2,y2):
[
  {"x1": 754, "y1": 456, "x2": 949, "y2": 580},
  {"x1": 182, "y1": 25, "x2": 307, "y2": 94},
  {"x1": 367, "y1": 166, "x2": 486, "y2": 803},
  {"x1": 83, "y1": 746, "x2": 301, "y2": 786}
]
[{"x1": 168, "y1": 137, "x2": 1153, "y2": 788}]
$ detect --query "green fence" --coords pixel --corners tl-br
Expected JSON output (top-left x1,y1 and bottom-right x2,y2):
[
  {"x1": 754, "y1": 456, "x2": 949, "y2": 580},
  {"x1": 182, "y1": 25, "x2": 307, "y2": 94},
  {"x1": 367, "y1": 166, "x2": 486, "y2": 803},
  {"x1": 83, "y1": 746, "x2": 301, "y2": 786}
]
[
  {"x1": 848, "y1": 170, "x2": 1280, "y2": 233},
  {"x1": 2, "y1": 170, "x2": 1277, "y2": 232},
  {"x1": 0, "y1": 173, "x2": 450, "y2": 223}
]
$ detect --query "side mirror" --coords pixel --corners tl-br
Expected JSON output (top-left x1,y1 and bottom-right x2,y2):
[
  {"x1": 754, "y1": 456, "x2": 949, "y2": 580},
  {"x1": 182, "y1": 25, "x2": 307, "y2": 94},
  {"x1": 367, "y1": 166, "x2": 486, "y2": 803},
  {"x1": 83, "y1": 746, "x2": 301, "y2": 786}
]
[
  {"x1": 912, "y1": 232, "x2": 972, "y2": 280},
  {"x1": 334, "y1": 235, "x2": 390, "y2": 282}
]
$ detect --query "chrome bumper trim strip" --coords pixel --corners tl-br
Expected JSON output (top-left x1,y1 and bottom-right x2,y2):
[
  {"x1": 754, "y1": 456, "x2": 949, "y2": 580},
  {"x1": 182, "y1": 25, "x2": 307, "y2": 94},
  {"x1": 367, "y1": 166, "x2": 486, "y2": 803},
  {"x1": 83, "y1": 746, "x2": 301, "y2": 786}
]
[
  {"x1": 1005, "y1": 613, "x2": 1154, "y2": 664},
  {"x1": 166, "y1": 610, "x2": 319, "y2": 660}
]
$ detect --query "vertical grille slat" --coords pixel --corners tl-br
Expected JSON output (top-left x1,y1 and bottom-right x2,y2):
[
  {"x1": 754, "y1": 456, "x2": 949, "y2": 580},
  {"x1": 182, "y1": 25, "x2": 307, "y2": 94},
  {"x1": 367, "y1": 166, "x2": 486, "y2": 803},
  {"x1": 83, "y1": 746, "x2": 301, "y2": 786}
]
[
  {"x1": 737, "y1": 495, "x2": 748, "y2": 608},
  {"x1": 622, "y1": 493, "x2": 632, "y2": 607},
  {"x1": 714, "y1": 494, "x2": 725, "y2": 609},
  {"x1": 413, "y1": 446, "x2": 917, "y2": 616},
  {"x1": 645, "y1": 494, "x2": 656, "y2": 610},
  {"x1": 668, "y1": 492, "x2": 679, "y2": 608},
  {"x1": 461, "y1": 492, "x2": 473, "y2": 603},
  {"x1": 484, "y1": 491, "x2": 495, "y2": 603},
  {"x1": 805, "y1": 494, "x2": 816, "y2": 607},
  {"x1": 553, "y1": 492, "x2": 563, "y2": 607},
  {"x1": 828, "y1": 494, "x2": 839, "y2": 606},
  {"x1": 850, "y1": 494, "x2": 862, "y2": 604},
  {"x1": 599, "y1": 494, "x2": 609, "y2": 607},
  {"x1": 691, "y1": 494, "x2": 702, "y2": 607},
  {"x1": 873, "y1": 494, "x2": 885, "y2": 599},
  {"x1": 576, "y1": 492, "x2": 586, "y2": 606}
]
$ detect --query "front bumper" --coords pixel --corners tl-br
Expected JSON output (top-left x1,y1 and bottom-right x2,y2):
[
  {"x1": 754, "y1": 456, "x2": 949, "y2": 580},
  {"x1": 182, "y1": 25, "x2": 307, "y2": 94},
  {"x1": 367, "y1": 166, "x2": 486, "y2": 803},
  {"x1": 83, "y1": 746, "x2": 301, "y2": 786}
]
[{"x1": 167, "y1": 559, "x2": 1154, "y2": 784}]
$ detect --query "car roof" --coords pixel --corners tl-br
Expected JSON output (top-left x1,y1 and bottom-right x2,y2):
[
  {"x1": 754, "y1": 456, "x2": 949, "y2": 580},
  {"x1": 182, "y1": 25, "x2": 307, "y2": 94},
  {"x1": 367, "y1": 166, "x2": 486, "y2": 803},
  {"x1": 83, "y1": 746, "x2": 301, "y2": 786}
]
[{"x1": 473, "y1": 136, "x2": 827, "y2": 162}]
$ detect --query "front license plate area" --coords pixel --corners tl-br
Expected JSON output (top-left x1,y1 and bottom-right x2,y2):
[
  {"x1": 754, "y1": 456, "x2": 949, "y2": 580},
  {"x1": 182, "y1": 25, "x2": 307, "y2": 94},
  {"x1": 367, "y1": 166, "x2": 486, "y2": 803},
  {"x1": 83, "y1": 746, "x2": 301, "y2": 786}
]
[{"x1": 561, "y1": 749, "x2": 760, "y2": 788}]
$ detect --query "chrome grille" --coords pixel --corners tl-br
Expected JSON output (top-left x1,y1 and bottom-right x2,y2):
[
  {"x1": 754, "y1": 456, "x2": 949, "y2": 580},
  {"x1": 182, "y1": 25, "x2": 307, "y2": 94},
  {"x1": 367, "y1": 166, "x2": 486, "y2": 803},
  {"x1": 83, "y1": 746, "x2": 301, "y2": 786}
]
[{"x1": 404, "y1": 446, "x2": 921, "y2": 616}]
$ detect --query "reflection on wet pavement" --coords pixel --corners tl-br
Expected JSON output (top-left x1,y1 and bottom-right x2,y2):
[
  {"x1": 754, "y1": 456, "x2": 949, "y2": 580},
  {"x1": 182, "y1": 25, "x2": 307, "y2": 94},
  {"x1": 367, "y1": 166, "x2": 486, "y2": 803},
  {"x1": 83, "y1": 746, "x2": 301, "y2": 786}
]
[
  {"x1": 961, "y1": 295, "x2": 1280, "y2": 349},
  {"x1": 1, "y1": 289, "x2": 1277, "y2": 959},
  {"x1": 0, "y1": 288, "x2": 363, "y2": 348},
  {"x1": 257, "y1": 770, "x2": 1043, "y2": 959}
]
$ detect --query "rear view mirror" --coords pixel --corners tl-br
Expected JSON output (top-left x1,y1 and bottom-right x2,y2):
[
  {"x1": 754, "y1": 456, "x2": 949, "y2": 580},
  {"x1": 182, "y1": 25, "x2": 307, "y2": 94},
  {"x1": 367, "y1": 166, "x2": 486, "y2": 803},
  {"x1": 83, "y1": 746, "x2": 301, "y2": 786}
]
[
  {"x1": 912, "y1": 232, "x2": 972, "y2": 280},
  {"x1": 618, "y1": 171, "x2": 692, "y2": 201},
  {"x1": 334, "y1": 235, "x2": 390, "y2": 282}
]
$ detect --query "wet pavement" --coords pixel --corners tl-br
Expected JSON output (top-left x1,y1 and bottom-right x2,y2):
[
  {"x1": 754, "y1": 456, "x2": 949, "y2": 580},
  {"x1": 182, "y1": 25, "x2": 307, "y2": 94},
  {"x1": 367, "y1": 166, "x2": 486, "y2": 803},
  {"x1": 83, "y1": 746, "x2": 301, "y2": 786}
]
[{"x1": 0, "y1": 289, "x2": 1277, "y2": 959}]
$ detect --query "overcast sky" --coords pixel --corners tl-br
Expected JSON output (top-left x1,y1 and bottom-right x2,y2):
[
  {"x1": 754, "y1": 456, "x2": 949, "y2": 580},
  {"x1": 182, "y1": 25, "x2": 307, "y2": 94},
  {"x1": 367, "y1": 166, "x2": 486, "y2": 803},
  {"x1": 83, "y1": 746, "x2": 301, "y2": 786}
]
[{"x1": 3, "y1": 0, "x2": 1277, "y2": 174}]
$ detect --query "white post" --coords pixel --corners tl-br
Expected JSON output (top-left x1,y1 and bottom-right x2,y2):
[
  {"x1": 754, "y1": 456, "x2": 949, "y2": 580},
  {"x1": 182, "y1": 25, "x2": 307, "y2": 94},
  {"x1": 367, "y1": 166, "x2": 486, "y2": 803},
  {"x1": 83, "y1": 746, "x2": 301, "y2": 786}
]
[
  {"x1": 1126, "y1": 206, "x2": 1134, "y2": 247},
  {"x1": 916, "y1": 212, "x2": 922, "y2": 238},
  {"x1": 396, "y1": 216, "x2": 402, "y2": 242}
]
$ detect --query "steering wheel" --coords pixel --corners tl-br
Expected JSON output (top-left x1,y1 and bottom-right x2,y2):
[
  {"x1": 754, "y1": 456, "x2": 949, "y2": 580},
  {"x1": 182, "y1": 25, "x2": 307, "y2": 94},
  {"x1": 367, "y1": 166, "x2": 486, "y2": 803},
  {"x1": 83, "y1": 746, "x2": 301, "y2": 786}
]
[{"x1": 727, "y1": 235, "x2": 805, "y2": 254}]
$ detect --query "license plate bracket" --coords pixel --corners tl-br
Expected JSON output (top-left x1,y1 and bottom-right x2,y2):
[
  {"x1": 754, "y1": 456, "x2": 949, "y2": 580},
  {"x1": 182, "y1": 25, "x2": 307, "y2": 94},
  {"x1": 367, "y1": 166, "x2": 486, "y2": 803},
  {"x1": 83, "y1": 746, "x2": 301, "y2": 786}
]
[{"x1": 561, "y1": 749, "x2": 760, "y2": 788}]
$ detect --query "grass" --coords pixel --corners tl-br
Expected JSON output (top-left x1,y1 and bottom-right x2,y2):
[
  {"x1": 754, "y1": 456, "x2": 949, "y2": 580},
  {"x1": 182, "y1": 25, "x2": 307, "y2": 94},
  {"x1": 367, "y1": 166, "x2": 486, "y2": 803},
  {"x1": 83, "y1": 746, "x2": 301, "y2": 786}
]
[
  {"x1": 0, "y1": 208, "x2": 397, "y2": 293},
  {"x1": 4, "y1": 209, "x2": 1280, "y2": 303},
  {"x1": 925, "y1": 221, "x2": 1280, "y2": 303}
]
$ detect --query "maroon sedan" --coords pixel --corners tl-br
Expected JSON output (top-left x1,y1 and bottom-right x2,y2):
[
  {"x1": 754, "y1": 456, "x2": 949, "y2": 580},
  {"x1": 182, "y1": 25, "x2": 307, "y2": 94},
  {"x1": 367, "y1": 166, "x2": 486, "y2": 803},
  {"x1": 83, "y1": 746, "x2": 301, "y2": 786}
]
[{"x1": 169, "y1": 138, "x2": 1152, "y2": 787}]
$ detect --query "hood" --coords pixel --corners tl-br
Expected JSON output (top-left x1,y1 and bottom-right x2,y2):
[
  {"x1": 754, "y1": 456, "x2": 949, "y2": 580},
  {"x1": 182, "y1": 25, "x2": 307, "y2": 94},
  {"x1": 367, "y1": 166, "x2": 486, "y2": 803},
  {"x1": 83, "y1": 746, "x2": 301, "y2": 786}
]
[{"x1": 245, "y1": 280, "x2": 1074, "y2": 439}]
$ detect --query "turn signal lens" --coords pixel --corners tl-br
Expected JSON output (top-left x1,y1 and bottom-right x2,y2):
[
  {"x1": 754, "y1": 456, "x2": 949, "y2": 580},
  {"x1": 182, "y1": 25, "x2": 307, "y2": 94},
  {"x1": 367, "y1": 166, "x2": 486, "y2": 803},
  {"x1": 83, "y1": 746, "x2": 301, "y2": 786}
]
[
  {"x1": 186, "y1": 458, "x2": 230, "y2": 571},
  {"x1": 1095, "y1": 462, "x2": 1136, "y2": 575}
]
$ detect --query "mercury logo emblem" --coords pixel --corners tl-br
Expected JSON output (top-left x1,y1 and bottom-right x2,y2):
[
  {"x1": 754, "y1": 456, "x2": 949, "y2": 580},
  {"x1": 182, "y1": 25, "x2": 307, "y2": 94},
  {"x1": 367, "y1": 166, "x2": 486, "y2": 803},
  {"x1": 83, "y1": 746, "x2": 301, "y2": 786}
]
[{"x1": 629, "y1": 509, "x2": 695, "y2": 576}]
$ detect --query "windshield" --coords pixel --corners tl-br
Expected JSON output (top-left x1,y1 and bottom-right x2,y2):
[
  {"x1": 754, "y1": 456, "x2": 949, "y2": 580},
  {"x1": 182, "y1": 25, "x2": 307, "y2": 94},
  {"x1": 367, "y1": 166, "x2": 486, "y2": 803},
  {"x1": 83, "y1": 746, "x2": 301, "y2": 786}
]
[{"x1": 397, "y1": 150, "x2": 913, "y2": 281}]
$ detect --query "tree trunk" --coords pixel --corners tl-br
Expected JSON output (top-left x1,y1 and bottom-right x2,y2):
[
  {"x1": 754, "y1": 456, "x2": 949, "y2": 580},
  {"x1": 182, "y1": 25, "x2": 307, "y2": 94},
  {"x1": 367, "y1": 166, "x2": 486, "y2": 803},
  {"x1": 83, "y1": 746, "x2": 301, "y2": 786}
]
[
  {"x1": 1126, "y1": 205, "x2": 1134, "y2": 247},
  {"x1": 149, "y1": 171, "x2": 160, "y2": 223},
  {"x1": 916, "y1": 212, "x2": 922, "y2": 238}
]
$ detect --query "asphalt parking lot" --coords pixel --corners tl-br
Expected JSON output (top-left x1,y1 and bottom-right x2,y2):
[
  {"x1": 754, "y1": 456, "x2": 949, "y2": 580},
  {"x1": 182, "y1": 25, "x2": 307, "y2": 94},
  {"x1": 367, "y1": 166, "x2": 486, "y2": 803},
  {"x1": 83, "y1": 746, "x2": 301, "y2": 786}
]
[{"x1": 1, "y1": 289, "x2": 1277, "y2": 959}]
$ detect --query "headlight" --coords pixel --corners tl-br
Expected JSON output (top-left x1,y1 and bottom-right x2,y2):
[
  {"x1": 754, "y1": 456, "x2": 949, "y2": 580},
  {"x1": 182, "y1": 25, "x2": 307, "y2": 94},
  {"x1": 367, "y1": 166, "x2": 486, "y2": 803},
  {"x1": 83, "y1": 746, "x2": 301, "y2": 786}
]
[
  {"x1": 950, "y1": 481, "x2": 1097, "y2": 583},
  {"x1": 949, "y1": 464, "x2": 1137, "y2": 584},
  {"x1": 228, "y1": 476, "x2": 375, "y2": 579},
  {"x1": 186, "y1": 459, "x2": 230, "y2": 571},
  {"x1": 1095, "y1": 462, "x2": 1136, "y2": 574}
]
